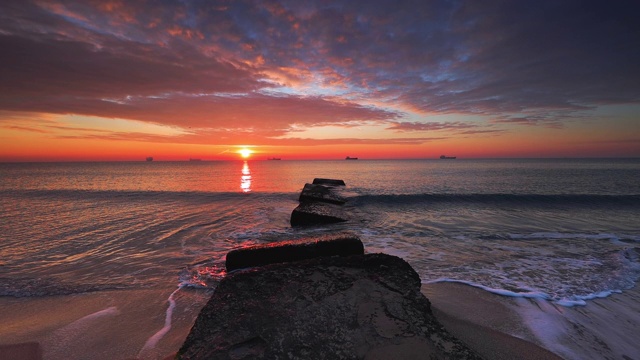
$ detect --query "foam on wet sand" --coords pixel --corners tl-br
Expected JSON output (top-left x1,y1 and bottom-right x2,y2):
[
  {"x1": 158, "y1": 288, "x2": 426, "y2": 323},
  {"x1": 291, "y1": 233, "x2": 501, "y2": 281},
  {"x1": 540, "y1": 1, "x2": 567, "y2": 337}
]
[
  {"x1": 0, "y1": 287, "x2": 210, "y2": 360},
  {"x1": 422, "y1": 282, "x2": 640, "y2": 360}
]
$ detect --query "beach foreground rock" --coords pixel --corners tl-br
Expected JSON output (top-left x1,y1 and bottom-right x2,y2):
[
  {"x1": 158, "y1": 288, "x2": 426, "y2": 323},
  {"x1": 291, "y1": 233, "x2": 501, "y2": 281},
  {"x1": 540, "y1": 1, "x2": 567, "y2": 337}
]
[{"x1": 177, "y1": 253, "x2": 482, "y2": 359}]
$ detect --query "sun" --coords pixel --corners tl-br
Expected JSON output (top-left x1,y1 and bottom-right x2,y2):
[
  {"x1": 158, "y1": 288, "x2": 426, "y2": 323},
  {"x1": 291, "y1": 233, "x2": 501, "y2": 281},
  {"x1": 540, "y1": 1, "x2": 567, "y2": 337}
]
[{"x1": 238, "y1": 148, "x2": 252, "y2": 158}]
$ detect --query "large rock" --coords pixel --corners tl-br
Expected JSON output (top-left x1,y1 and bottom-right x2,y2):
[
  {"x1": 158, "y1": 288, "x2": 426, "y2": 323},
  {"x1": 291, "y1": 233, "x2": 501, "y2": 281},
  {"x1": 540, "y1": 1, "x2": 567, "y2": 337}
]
[
  {"x1": 225, "y1": 233, "x2": 364, "y2": 271},
  {"x1": 177, "y1": 254, "x2": 482, "y2": 360},
  {"x1": 299, "y1": 183, "x2": 346, "y2": 205},
  {"x1": 290, "y1": 201, "x2": 348, "y2": 226}
]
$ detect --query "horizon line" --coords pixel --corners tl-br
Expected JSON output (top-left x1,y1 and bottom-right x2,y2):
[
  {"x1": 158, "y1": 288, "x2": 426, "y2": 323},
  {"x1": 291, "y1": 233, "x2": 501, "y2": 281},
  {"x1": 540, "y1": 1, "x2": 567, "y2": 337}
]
[{"x1": 1, "y1": 156, "x2": 639, "y2": 163}]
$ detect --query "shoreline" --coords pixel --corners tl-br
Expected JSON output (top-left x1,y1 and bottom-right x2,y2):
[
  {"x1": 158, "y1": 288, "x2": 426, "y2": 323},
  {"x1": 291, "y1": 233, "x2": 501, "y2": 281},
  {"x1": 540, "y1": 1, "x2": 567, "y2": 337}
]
[
  {"x1": 422, "y1": 282, "x2": 640, "y2": 360},
  {"x1": 0, "y1": 286, "x2": 211, "y2": 360},
  {"x1": 1, "y1": 281, "x2": 638, "y2": 359}
]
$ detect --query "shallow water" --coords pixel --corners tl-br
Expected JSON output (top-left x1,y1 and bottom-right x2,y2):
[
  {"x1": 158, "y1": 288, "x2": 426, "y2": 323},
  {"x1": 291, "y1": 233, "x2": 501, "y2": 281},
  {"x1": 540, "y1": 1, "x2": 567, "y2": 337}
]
[{"x1": 1, "y1": 159, "x2": 639, "y2": 307}]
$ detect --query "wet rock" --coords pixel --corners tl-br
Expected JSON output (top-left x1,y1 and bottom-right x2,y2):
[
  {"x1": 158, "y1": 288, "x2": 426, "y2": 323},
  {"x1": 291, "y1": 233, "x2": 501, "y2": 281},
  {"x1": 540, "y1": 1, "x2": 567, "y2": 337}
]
[
  {"x1": 225, "y1": 233, "x2": 364, "y2": 271},
  {"x1": 291, "y1": 178, "x2": 350, "y2": 226},
  {"x1": 312, "y1": 178, "x2": 346, "y2": 186},
  {"x1": 299, "y1": 183, "x2": 346, "y2": 205},
  {"x1": 290, "y1": 201, "x2": 348, "y2": 226},
  {"x1": 178, "y1": 253, "x2": 482, "y2": 360}
]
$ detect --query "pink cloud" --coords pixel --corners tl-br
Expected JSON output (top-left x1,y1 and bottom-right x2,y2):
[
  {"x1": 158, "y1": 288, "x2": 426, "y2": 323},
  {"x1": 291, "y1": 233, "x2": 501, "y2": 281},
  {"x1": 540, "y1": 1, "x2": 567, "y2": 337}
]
[
  {"x1": 0, "y1": 124, "x2": 52, "y2": 134},
  {"x1": 386, "y1": 121, "x2": 477, "y2": 132}
]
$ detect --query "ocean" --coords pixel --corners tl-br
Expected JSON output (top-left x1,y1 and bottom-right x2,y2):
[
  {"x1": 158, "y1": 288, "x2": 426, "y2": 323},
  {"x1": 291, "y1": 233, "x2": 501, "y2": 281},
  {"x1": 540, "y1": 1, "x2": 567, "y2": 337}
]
[{"x1": 1, "y1": 159, "x2": 639, "y2": 357}]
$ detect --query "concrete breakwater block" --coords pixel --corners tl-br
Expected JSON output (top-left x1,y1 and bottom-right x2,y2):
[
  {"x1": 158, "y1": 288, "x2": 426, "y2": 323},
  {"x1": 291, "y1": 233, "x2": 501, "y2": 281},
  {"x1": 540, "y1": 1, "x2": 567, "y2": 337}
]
[
  {"x1": 225, "y1": 232, "x2": 364, "y2": 271},
  {"x1": 299, "y1": 183, "x2": 346, "y2": 205},
  {"x1": 177, "y1": 253, "x2": 482, "y2": 359},
  {"x1": 290, "y1": 201, "x2": 348, "y2": 226},
  {"x1": 291, "y1": 178, "x2": 349, "y2": 226},
  {"x1": 312, "y1": 178, "x2": 346, "y2": 186}
]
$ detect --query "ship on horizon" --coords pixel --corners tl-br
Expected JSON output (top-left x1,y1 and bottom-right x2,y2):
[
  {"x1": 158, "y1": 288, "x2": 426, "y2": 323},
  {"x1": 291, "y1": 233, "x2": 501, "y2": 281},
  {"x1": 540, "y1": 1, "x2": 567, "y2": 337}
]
[
  {"x1": 268, "y1": 157, "x2": 281, "y2": 160},
  {"x1": 345, "y1": 156, "x2": 358, "y2": 160},
  {"x1": 439, "y1": 155, "x2": 456, "y2": 159},
  {"x1": 146, "y1": 156, "x2": 153, "y2": 162}
]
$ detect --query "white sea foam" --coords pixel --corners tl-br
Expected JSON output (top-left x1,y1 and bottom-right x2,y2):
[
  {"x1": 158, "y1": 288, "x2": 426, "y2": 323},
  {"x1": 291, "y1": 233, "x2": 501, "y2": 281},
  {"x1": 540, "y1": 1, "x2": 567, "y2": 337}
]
[
  {"x1": 388, "y1": 228, "x2": 640, "y2": 307},
  {"x1": 513, "y1": 297, "x2": 576, "y2": 358},
  {"x1": 138, "y1": 287, "x2": 180, "y2": 356},
  {"x1": 508, "y1": 232, "x2": 640, "y2": 244},
  {"x1": 510, "y1": 287, "x2": 640, "y2": 360},
  {"x1": 427, "y1": 278, "x2": 551, "y2": 300},
  {"x1": 179, "y1": 263, "x2": 226, "y2": 289},
  {"x1": 555, "y1": 290, "x2": 623, "y2": 307},
  {"x1": 426, "y1": 276, "x2": 633, "y2": 307}
]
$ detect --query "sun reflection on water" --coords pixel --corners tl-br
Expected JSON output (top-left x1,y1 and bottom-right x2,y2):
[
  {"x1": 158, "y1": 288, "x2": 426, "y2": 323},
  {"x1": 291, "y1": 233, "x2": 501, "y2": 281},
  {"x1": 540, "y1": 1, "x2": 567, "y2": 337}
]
[{"x1": 241, "y1": 161, "x2": 251, "y2": 192}]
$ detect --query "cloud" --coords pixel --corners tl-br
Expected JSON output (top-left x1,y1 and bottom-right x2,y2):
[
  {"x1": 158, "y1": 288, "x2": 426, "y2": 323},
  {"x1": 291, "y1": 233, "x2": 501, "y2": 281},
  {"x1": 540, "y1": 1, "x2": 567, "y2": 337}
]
[
  {"x1": 53, "y1": 129, "x2": 444, "y2": 146},
  {"x1": 0, "y1": 91, "x2": 399, "y2": 131},
  {"x1": 0, "y1": 33, "x2": 261, "y2": 99},
  {"x1": 574, "y1": 138, "x2": 640, "y2": 145},
  {"x1": 1, "y1": 0, "x2": 639, "y2": 140},
  {"x1": 386, "y1": 121, "x2": 477, "y2": 132},
  {"x1": 388, "y1": 0, "x2": 640, "y2": 115},
  {"x1": 0, "y1": 124, "x2": 52, "y2": 133},
  {"x1": 457, "y1": 129, "x2": 505, "y2": 135},
  {"x1": 267, "y1": 0, "x2": 640, "y2": 118}
]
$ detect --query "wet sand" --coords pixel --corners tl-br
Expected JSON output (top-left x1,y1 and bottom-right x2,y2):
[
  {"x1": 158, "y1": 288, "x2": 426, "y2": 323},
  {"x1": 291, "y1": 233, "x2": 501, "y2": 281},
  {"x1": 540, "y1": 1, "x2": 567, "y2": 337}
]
[
  {"x1": 422, "y1": 282, "x2": 640, "y2": 360},
  {"x1": 2, "y1": 282, "x2": 638, "y2": 359},
  {"x1": 0, "y1": 286, "x2": 210, "y2": 360}
]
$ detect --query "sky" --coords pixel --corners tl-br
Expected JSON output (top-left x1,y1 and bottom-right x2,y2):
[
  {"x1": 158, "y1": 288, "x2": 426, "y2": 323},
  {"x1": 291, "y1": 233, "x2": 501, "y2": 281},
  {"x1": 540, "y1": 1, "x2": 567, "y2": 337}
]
[{"x1": 1, "y1": 0, "x2": 639, "y2": 161}]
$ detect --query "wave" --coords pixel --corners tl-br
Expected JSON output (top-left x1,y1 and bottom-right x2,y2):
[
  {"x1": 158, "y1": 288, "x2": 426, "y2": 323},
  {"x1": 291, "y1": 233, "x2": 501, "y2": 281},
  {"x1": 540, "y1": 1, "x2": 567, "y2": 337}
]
[
  {"x1": 427, "y1": 278, "x2": 551, "y2": 300},
  {"x1": 178, "y1": 263, "x2": 226, "y2": 289},
  {"x1": 508, "y1": 232, "x2": 640, "y2": 242},
  {"x1": 352, "y1": 193, "x2": 640, "y2": 208},
  {"x1": 0, "y1": 277, "x2": 133, "y2": 297},
  {"x1": 426, "y1": 278, "x2": 627, "y2": 307},
  {"x1": 1, "y1": 189, "x2": 298, "y2": 202},
  {"x1": 6, "y1": 189, "x2": 638, "y2": 208}
]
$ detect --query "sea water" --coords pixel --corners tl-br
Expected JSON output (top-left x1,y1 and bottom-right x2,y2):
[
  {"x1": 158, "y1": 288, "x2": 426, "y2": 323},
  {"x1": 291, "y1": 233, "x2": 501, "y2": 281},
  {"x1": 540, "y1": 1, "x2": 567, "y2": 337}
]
[
  {"x1": 1, "y1": 159, "x2": 639, "y2": 355},
  {"x1": 1, "y1": 159, "x2": 638, "y2": 303}
]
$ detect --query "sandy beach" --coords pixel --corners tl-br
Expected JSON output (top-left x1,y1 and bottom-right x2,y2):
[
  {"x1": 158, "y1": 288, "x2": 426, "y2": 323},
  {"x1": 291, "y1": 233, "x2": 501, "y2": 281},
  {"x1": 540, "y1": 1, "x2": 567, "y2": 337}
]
[
  {"x1": 2, "y1": 281, "x2": 638, "y2": 359},
  {"x1": 0, "y1": 286, "x2": 210, "y2": 360},
  {"x1": 422, "y1": 282, "x2": 640, "y2": 360}
]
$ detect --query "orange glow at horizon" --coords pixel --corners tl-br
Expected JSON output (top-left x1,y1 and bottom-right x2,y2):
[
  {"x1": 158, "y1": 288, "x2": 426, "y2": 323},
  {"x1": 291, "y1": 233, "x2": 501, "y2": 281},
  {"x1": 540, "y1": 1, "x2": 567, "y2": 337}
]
[{"x1": 1, "y1": 112, "x2": 639, "y2": 161}]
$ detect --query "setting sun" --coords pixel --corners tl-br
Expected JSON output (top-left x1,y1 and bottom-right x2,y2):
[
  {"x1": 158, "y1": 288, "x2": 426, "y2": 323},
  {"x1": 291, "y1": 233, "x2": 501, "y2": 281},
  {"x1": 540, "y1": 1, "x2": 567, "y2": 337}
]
[{"x1": 239, "y1": 148, "x2": 252, "y2": 158}]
